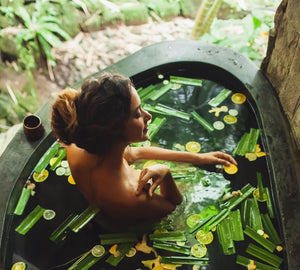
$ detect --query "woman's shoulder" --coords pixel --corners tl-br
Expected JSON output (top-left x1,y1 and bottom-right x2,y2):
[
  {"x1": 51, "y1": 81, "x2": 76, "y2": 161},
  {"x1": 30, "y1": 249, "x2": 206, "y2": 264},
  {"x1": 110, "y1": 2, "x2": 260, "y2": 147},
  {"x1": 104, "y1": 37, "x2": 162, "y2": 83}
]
[{"x1": 65, "y1": 143, "x2": 100, "y2": 171}]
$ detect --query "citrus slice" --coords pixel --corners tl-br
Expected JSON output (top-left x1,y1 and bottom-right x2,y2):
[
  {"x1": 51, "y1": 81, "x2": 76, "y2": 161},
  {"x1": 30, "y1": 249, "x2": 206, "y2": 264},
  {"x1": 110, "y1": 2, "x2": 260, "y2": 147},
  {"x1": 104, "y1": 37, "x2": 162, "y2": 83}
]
[
  {"x1": 11, "y1": 262, "x2": 26, "y2": 270},
  {"x1": 153, "y1": 228, "x2": 168, "y2": 234},
  {"x1": 253, "y1": 188, "x2": 267, "y2": 202},
  {"x1": 186, "y1": 214, "x2": 202, "y2": 228},
  {"x1": 33, "y1": 170, "x2": 49, "y2": 182},
  {"x1": 224, "y1": 164, "x2": 238, "y2": 174},
  {"x1": 64, "y1": 167, "x2": 71, "y2": 176},
  {"x1": 68, "y1": 175, "x2": 76, "y2": 185},
  {"x1": 61, "y1": 160, "x2": 69, "y2": 168},
  {"x1": 55, "y1": 167, "x2": 66, "y2": 176},
  {"x1": 92, "y1": 245, "x2": 105, "y2": 257},
  {"x1": 223, "y1": 115, "x2": 237, "y2": 124},
  {"x1": 228, "y1": 109, "x2": 238, "y2": 116},
  {"x1": 126, "y1": 247, "x2": 137, "y2": 257},
  {"x1": 191, "y1": 243, "x2": 207, "y2": 258},
  {"x1": 196, "y1": 230, "x2": 214, "y2": 245},
  {"x1": 245, "y1": 152, "x2": 257, "y2": 161},
  {"x1": 43, "y1": 209, "x2": 56, "y2": 220},
  {"x1": 231, "y1": 93, "x2": 246, "y2": 104},
  {"x1": 213, "y1": 121, "x2": 225, "y2": 130},
  {"x1": 186, "y1": 141, "x2": 201, "y2": 153},
  {"x1": 49, "y1": 158, "x2": 58, "y2": 166},
  {"x1": 143, "y1": 160, "x2": 158, "y2": 168}
]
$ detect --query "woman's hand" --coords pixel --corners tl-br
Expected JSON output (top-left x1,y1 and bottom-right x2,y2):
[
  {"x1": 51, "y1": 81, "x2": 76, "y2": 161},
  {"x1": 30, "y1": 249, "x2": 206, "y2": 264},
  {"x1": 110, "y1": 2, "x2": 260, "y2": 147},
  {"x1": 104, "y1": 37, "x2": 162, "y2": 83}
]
[
  {"x1": 136, "y1": 164, "x2": 171, "y2": 197},
  {"x1": 198, "y1": 151, "x2": 238, "y2": 167}
]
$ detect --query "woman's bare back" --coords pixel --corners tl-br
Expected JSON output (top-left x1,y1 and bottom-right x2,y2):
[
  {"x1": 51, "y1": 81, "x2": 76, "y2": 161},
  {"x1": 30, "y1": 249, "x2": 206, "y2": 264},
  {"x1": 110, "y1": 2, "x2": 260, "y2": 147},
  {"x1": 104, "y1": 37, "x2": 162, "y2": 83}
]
[{"x1": 64, "y1": 144, "x2": 180, "y2": 223}]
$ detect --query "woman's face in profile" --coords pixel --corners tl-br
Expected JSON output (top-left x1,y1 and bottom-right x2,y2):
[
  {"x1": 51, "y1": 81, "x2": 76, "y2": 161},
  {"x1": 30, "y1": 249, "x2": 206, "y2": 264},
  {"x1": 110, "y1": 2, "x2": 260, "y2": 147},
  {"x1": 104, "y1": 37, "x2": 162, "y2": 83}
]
[{"x1": 123, "y1": 87, "x2": 152, "y2": 144}]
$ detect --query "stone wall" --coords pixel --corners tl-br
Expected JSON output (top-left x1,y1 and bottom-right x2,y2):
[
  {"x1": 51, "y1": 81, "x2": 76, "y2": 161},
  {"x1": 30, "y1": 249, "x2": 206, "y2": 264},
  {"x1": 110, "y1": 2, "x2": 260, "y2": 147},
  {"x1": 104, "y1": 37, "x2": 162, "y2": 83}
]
[{"x1": 261, "y1": 0, "x2": 300, "y2": 150}]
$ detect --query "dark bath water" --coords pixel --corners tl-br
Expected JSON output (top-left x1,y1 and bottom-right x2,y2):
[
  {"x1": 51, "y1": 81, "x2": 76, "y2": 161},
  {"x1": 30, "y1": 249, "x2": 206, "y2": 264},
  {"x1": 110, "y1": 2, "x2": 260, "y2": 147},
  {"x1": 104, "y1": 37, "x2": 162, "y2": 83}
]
[{"x1": 7, "y1": 77, "x2": 282, "y2": 270}]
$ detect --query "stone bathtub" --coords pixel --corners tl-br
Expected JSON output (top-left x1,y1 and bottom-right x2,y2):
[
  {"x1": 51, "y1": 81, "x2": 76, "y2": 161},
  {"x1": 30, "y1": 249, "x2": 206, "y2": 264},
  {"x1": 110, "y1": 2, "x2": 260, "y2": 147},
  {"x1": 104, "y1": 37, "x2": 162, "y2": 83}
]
[{"x1": 0, "y1": 40, "x2": 299, "y2": 270}]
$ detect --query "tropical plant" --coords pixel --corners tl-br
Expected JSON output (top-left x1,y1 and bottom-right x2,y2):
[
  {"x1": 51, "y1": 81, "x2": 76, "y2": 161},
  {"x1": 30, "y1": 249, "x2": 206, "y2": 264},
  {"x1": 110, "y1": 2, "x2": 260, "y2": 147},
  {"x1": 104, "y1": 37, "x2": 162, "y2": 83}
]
[
  {"x1": 199, "y1": 13, "x2": 271, "y2": 64},
  {"x1": 190, "y1": 0, "x2": 223, "y2": 40},
  {"x1": 14, "y1": 0, "x2": 71, "y2": 72}
]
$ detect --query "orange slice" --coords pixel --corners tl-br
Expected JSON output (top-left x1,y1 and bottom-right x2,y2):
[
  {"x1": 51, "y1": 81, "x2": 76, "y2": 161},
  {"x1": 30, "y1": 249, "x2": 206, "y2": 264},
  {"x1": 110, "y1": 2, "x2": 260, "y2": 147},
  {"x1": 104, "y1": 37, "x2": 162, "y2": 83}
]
[
  {"x1": 231, "y1": 93, "x2": 246, "y2": 104},
  {"x1": 191, "y1": 243, "x2": 207, "y2": 258},
  {"x1": 223, "y1": 115, "x2": 237, "y2": 124},
  {"x1": 68, "y1": 175, "x2": 76, "y2": 185},
  {"x1": 224, "y1": 164, "x2": 238, "y2": 174},
  {"x1": 33, "y1": 170, "x2": 49, "y2": 182},
  {"x1": 196, "y1": 230, "x2": 214, "y2": 245},
  {"x1": 186, "y1": 214, "x2": 202, "y2": 228},
  {"x1": 186, "y1": 141, "x2": 201, "y2": 153}
]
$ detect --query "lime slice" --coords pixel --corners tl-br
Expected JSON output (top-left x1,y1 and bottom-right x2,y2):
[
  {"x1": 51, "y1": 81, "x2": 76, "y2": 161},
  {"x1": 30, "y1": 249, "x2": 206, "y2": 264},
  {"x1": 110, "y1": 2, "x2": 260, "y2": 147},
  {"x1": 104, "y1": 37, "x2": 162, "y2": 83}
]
[
  {"x1": 224, "y1": 164, "x2": 238, "y2": 174},
  {"x1": 126, "y1": 247, "x2": 137, "y2": 257},
  {"x1": 191, "y1": 243, "x2": 207, "y2": 258},
  {"x1": 43, "y1": 209, "x2": 56, "y2": 220},
  {"x1": 68, "y1": 175, "x2": 76, "y2": 185},
  {"x1": 33, "y1": 170, "x2": 49, "y2": 183},
  {"x1": 64, "y1": 167, "x2": 71, "y2": 176},
  {"x1": 223, "y1": 115, "x2": 237, "y2": 124},
  {"x1": 61, "y1": 160, "x2": 69, "y2": 168},
  {"x1": 11, "y1": 262, "x2": 26, "y2": 270},
  {"x1": 213, "y1": 121, "x2": 225, "y2": 130},
  {"x1": 231, "y1": 93, "x2": 246, "y2": 104},
  {"x1": 186, "y1": 141, "x2": 201, "y2": 153},
  {"x1": 186, "y1": 214, "x2": 202, "y2": 228},
  {"x1": 56, "y1": 167, "x2": 66, "y2": 176},
  {"x1": 228, "y1": 109, "x2": 238, "y2": 116},
  {"x1": 196, "y1": 230, "x2": 214, "y2": 245},
  {"x1": 92, "y1": 245, "x2": 105, "y2": 257}
]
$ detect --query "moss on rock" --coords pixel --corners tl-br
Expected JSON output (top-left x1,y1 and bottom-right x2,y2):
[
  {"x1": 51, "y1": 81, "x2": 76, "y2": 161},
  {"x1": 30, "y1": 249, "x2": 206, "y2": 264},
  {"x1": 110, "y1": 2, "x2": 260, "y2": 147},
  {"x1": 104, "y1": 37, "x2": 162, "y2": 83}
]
[
  {"x1": 120, "y1": 3, "x2": 148, "y2": 25},
  {"x1": 142, "y1": 0, "x2": 180, "y2": 21}
]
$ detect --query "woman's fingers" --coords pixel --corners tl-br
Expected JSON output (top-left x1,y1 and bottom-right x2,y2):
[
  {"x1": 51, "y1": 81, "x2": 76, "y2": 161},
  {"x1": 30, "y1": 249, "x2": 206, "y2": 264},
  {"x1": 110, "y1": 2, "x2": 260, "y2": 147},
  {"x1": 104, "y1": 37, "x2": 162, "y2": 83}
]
[{"x1": 136, "y1": 168, "x2": 151, "y2": 195}]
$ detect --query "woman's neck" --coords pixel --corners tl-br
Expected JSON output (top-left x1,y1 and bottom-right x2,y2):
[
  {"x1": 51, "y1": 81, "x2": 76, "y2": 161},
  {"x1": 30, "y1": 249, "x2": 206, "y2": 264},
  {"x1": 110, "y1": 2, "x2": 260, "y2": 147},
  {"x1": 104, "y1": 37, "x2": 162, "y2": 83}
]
[{"x1": 100, "y1": 142, "x2": 128, "y2": 169}]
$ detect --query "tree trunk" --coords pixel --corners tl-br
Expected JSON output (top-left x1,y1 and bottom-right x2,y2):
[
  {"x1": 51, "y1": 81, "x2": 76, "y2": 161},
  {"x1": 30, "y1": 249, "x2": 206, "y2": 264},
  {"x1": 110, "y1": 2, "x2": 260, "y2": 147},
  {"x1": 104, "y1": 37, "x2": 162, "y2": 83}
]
[{"x1": 261, "y1": 0, "x2": 300, "y2": 150}]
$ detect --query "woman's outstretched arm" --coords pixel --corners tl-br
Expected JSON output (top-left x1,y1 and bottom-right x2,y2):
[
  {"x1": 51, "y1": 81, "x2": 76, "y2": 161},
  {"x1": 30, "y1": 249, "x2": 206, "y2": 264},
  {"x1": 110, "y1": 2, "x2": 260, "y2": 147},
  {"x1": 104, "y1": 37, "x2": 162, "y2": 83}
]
[{"x1": 125, "y1": 146, "x2": 237, "y2": 167}]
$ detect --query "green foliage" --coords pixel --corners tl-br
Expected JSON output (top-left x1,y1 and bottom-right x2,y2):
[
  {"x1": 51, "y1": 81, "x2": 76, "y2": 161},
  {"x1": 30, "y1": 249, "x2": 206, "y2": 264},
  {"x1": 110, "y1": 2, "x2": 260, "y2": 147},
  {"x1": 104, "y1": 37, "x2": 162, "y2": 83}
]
[
  {"x1": 121, "y1": 3, "x2": 148, "y2": 25},
  {"x1": 199, "y1": 14, "x2": 271, "y2": 64},
  {"x1": 14, "y1": 0, "x2": 71, "y2": 70},
  {"x1": 142, "y1": 0, "x2": 181, "y2": 20}
]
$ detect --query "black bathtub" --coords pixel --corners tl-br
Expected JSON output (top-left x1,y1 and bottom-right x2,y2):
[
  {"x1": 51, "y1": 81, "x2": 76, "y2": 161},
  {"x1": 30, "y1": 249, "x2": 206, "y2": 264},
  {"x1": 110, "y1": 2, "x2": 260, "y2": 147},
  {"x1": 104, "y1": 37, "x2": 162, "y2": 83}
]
[{"x1": 0, "y1": 40, "x2": 299, "y2": 270}]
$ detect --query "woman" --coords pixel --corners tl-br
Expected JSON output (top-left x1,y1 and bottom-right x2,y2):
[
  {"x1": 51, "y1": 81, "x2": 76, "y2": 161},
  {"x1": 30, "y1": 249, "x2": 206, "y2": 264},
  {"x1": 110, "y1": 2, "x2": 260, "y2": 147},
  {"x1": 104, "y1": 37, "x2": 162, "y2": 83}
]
[{"x1": 51, "y1": 73, "x2": 237, "y2": 225}]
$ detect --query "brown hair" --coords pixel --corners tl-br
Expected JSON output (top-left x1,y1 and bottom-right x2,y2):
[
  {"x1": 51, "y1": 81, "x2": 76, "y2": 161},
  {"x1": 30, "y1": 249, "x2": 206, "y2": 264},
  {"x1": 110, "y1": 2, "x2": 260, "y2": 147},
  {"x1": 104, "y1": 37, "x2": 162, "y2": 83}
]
[{"x1": 51, "y1": 73, "x2": 132, "y2": 155}]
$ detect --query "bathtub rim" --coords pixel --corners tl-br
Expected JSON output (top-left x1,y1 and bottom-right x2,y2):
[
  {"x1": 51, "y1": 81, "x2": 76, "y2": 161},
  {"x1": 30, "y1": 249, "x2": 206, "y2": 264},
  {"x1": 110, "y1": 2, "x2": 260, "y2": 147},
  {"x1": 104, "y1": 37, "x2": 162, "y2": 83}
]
[{"x1": 0, "y1": 40, "x2": 299, "y2": 269}]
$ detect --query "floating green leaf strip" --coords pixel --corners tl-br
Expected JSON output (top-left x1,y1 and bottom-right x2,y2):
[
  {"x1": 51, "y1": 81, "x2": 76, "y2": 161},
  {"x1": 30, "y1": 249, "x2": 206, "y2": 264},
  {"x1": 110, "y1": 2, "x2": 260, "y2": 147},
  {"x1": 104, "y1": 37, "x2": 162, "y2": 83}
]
[
  {"x1": 99, "y1": 232, "x2": 137, "y2": 245},
  {"x1": 190, "y1": 111, "x2": 214, "y2": 132},
  {"x1": 236, "y1": 255, "x2": 280, "y2": 270},
  {"x1": 169, "y1": 76, "x2": 203, "y2": 86},
  {"x1": 15, "y1": 205, "x2": 45, "y2": 235},
  {"x1": 34, "y1": 141, "x2": 60, "y2": 173},
  {"x1": 208, "y1": 89, "x2": 232, "y2": 107},
  {"x1": 244, "y1": 225, "x2": 276, "y2": 252},
  {"x1": 246, "y1": 243, "x2": 283, "y2": 268},
  {"x1": 160, "y1": 256, "x2": 209, "y2": 265},
  {"x1": 14, "y1": 188, "x2": 31, "y2": 215},
  {"x1": 153, "y1": 241, "x2": 191, "y2": 255}
]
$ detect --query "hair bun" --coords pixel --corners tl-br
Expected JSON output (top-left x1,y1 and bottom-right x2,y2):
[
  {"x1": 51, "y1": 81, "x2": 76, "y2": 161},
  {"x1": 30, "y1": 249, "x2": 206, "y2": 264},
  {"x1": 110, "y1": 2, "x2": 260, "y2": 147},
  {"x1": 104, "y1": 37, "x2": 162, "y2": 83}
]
[{"x1": 51, "y1": 87, "x2": 79, "y2": 145}]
